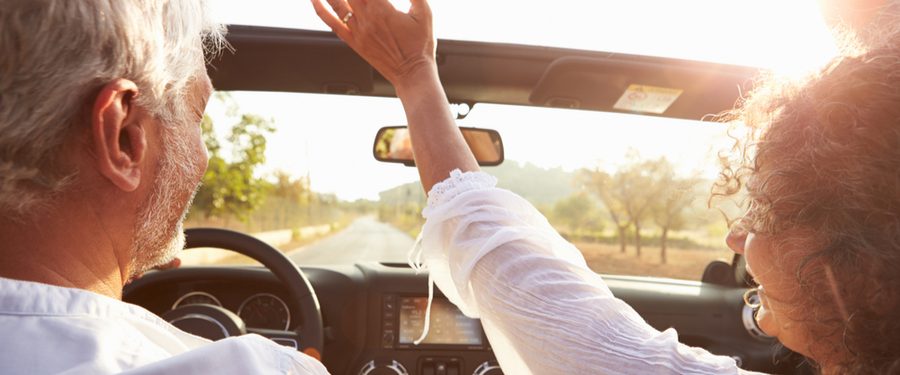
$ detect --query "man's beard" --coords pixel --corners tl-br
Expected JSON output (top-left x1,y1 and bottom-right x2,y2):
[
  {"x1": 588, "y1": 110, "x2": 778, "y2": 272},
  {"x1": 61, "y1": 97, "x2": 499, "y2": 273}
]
[{"x1": 128, "y1": 126, "x2": 200, "y2": 278}]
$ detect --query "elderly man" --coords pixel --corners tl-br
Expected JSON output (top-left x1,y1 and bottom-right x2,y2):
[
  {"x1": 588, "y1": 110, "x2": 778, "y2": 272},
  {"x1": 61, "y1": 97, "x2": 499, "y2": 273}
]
[{"x1": 0, "y1": 1, "x2": 326, "y2": 374}]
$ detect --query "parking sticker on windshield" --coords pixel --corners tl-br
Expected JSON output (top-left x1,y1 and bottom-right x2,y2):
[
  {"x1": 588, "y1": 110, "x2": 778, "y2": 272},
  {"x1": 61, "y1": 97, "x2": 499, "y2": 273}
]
[{"x1": 613, "y1": 84, "x2": 683, "y2": 114}]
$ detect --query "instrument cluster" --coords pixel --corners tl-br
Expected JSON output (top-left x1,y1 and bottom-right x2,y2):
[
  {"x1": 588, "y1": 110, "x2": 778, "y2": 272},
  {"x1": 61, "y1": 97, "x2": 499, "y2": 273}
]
[{"x1": 172, "y1": 290, "x2": 291, "y2": 330}]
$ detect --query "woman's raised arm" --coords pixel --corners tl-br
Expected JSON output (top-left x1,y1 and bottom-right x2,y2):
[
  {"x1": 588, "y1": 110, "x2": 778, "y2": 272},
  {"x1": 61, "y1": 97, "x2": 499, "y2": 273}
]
[
  {"x1": 311, "y1": 2, "x2": 754, "y2": 374},
  {"x1": 311, "y1": 0, "x2": 478, "y2": 193}
]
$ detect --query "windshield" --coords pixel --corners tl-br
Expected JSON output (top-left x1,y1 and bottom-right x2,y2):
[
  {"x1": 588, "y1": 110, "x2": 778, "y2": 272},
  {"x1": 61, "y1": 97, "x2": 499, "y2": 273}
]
[
  {"x1": 183, "y1": 1, "x2": 839, "y2": 280},
  {"x1": 184, "y1": 91, "x2": 736, "y2": 281}
]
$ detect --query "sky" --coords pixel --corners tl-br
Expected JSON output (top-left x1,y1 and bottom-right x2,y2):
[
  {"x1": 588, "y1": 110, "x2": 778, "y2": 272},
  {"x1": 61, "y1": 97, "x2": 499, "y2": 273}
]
[{"x1": 206, "y1": 0, "x2": 838, "y2": 201}]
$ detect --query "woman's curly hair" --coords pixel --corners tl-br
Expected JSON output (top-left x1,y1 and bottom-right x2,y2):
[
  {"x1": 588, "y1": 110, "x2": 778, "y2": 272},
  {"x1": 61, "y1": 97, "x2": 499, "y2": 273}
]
[{"x1": 712, "y1": 10, "x2": 900, "y2": 374}]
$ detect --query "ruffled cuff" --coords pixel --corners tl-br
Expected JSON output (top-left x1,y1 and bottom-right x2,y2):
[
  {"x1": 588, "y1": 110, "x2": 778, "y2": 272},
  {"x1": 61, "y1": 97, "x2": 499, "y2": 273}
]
[{"x1": 424, "y1": 169, "x2": 497, "y2": 211}]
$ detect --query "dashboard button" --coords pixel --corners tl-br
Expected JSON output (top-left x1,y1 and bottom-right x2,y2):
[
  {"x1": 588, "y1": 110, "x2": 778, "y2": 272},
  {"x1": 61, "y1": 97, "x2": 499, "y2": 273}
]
[
  {"x1": 383, "y1": 295, "x2": 396, "y2": 310},
  {"x1": 420, "y1": 358, "x2": 461, "y2": 375},
  {"x1": 382, "y1": 331, "x2": 395, "y2": 348}
]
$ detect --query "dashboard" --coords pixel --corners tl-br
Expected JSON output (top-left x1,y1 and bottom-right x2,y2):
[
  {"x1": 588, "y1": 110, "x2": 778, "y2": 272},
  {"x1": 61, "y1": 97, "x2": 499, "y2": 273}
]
[
  {"x1": 124, "y1": 262, "x2": 807, "y2": 375},
  {"x1": 171, "y1": 291, "x2": 292, "y2": 331}
]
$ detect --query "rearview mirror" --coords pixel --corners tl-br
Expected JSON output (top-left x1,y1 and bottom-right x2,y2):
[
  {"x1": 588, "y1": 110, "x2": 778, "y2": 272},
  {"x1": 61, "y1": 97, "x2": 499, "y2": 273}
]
[{"x1": 373, "y1": 126, "x2": 504, "y2": 167}]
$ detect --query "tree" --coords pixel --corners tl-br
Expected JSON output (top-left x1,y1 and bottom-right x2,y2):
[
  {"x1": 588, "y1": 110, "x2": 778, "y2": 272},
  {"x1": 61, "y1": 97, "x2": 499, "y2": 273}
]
[
  {"x1": 582, "y1": 153, "x2": 670, "y2": 257},
  {"x1": 271, "y1": 170, "x2": 307, "y2": 204},
  {"x1": 191, "y1": 96, "x2": 275, "y2": 222},
  {"x1": 618, "y1": 158, "x2": 666, "y2": 257},
  {"x1": 268, "y1": 170, "x2": 309, "y2": 228},
  {"x1": 582, "y1": 169, "x2": 631, "y2": 253},
  {"x1": 552, "y1": 192, "x2": 604, "y2": 236},
  {"x1": 651, "y1": 169, "x2": 702, "y2": 264}
]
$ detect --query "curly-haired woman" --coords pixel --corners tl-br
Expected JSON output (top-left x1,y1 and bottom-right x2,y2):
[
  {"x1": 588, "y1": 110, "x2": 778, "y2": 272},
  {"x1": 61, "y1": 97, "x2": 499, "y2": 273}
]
[
  {"x1": 720, "y1": 39, "x2": 900, "y2": 375},
  {"x1": 314, "y1": 0, "x2": 900, "y2": 373}
]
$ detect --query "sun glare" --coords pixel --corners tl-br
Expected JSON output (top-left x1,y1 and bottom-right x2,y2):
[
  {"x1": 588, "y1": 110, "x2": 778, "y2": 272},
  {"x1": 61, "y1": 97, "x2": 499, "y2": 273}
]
[{"x1": 702, "y1": 0, "x2": 838, "y2": 76}]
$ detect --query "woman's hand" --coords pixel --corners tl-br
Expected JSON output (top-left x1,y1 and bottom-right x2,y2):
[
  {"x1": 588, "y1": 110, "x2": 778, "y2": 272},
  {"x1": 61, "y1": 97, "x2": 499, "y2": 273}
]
[
  {"x1": 312, "y1": 0, "x2": 478, "y2": 192},
  {"x1": 311, "y1": 0, "x2": 436, "y2": 89}
]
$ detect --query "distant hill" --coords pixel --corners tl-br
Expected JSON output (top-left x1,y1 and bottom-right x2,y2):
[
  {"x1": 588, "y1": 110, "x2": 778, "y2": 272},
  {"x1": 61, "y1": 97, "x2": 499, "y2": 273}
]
[
  {"x1": 377, "y1": 161, "x2": 575, "y2": 206},
  {"x1": 485, "y1": 161, "x2": 575, "y2": 205},
  {"x1": 378, "y1": 181, "x2": 426, "y2": 205}
]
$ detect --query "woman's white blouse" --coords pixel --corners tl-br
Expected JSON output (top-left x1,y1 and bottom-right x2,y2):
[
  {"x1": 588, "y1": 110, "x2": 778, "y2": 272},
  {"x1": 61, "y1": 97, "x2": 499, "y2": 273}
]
[{"x1": 411, "y1": 169, "x2": 761, "y2": 375}]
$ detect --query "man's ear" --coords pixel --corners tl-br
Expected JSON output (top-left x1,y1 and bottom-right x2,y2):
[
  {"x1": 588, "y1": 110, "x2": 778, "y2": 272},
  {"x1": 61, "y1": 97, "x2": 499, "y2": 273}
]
[{"x1": 91, "y1": 79, "x2": 147, "y2": 192}]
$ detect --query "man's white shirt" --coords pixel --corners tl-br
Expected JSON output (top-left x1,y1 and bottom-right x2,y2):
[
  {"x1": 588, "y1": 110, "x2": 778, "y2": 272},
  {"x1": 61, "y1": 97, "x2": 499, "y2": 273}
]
[{"x1": 0, "y1": 276, "x2": 329, "y2": 374}]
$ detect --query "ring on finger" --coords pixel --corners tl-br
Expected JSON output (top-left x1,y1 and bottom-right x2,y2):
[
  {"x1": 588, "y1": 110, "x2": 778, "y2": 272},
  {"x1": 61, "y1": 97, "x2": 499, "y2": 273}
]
[{"x1": 342, "y1": 11, "x2": 354, "y2": 24}]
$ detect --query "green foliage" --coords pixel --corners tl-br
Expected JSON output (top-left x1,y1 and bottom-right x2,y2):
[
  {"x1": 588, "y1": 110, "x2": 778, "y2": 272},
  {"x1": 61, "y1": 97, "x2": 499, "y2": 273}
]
[
  {"x1": 271, "y1": 170, "x2": 308, "y2": 205},
  {"x1": 645, "y1": 161, "x2": 704, "y2": 263},
  {"x1": 191, "y1": 95, "x2": 275, "y2": 222},
  {"x1": 552, "y1": 192, "x2": 604, "y2": 235},
  {"x1": 376, "y1": 182, "x2": 426, "y2": 236},
  {"x1": 580, "y1": 154, "x2": 667, "y2": 254},
  {"x1": 579, "y1": 152, "x2": 711, "y2": 259},
  {"x1": 256, "y1": 171, "x2": 311, "y2": 230},
  {"x1": 580, "y1": 168, "x2": 630, "y2": 230},
  {"x1": 248, "y1": 170, "x2": 352, "y2": 232},
  {"x1": 378, "y1": 181, "x2": 425, "y2": 205},
  {"x1": 652, "y1": 172, "x2": 705, "y2": 233},
  {"x1": 375, "y1": 162, "x2": 578, "y2": 236},
  {"x1": 372, "y1": 157, "x2": 720, "y2": 266}
]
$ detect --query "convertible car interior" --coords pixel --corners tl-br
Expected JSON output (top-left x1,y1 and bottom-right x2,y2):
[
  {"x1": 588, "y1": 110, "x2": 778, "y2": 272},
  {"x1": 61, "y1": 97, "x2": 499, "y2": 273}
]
[{"x1": 123, "y1": 26, "x2": 812, "y2": 375}]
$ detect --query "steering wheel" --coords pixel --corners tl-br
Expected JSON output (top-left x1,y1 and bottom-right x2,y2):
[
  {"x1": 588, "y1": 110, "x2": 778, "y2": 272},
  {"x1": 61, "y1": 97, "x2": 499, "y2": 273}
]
[{"x1": 123, "y1": 228, "x2": 325, "y2": 360}]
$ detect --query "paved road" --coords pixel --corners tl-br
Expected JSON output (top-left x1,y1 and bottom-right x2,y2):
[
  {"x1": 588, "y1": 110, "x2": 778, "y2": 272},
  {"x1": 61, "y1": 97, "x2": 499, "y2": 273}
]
[{"x1": 288, "y1": 217, "x2": 415, "y2": 265}]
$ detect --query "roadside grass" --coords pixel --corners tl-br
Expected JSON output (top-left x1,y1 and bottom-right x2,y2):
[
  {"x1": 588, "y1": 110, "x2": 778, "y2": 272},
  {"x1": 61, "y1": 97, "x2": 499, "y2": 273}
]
[
  {"x1": 379, "y1": 219, "x2": 733, "y2": 281},
  {"x1": 198, "y1": 215, "x2": 733, "y2": 281},
  {"x1": 574, "y1": 242, "x2": 734, "y2": 281}
]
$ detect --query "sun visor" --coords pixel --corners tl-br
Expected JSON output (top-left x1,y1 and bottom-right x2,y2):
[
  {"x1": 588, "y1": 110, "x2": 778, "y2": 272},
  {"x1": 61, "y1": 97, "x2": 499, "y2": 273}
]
[
  {"x1": 208, "y1": 26, "x2": 374, "y2": 95},
  {"x1": 529, "y1": 56, "x2": 758, "y2": 121}
]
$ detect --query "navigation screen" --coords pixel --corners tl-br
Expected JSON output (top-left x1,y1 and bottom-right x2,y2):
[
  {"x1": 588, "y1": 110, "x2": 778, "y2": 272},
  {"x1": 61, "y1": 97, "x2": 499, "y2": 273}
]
[{"x1": 398, "y1": 297, "x2": 483, "y2": 345}]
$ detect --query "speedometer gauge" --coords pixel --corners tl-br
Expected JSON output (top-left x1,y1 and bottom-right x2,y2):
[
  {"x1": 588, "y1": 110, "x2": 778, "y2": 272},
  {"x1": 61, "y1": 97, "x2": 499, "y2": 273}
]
[
  {"x1": 237, "y1": 293, "x2": 291, "y2": 330},
  {"x1": 172, "y1": 291, "x2": 222, "y2": 309}
]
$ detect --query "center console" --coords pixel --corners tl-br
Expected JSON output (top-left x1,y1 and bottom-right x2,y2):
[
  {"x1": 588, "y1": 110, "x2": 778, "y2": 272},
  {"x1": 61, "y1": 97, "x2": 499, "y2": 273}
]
[{"x1": 356, "y1": 294, "x2": 503, "y2": 375}]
